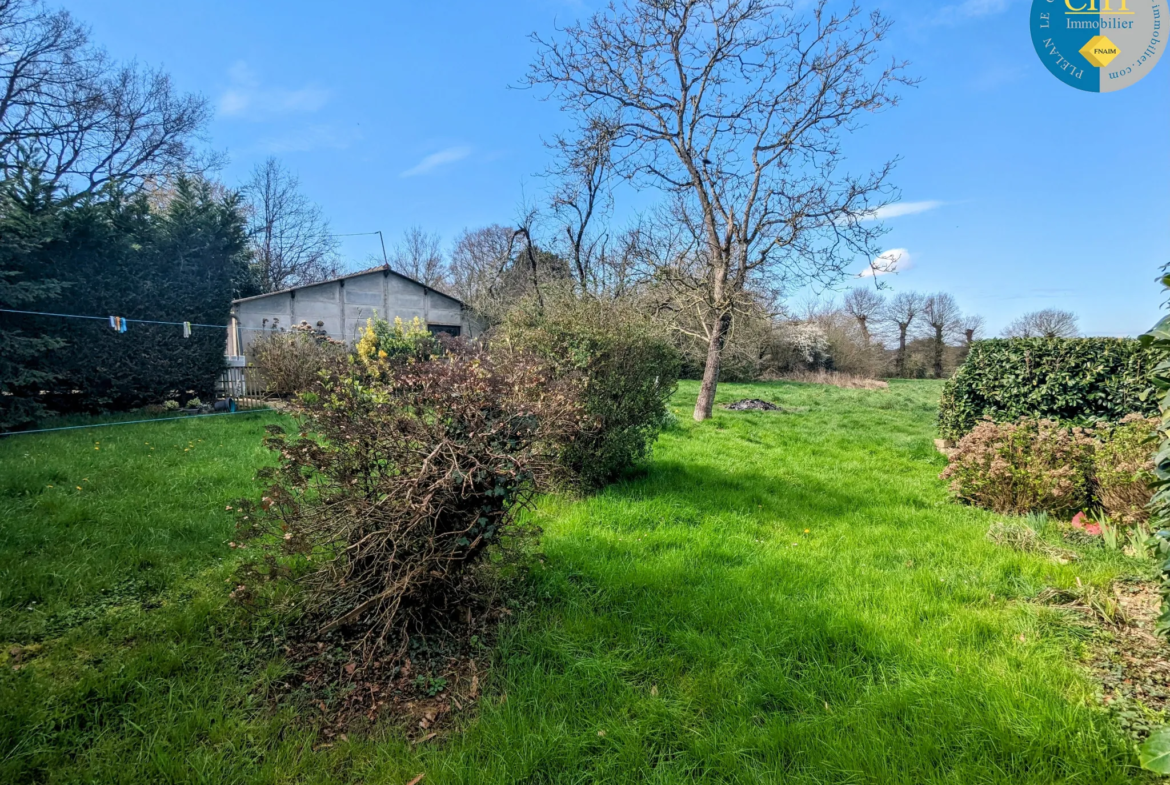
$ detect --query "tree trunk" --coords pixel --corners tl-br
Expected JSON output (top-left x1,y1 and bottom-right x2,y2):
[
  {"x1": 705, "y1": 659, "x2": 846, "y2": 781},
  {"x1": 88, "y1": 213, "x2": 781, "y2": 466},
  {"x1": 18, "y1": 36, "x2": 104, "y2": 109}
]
[
  {"x1": 933, "y1": 326, "x2": 944, "y2": 378},
  {"x1": 896, "y1": 326, "x2": 908, "y2": 377},
  {"x1": 693, "y1": 312, "x2": 731, "y2": 422}
]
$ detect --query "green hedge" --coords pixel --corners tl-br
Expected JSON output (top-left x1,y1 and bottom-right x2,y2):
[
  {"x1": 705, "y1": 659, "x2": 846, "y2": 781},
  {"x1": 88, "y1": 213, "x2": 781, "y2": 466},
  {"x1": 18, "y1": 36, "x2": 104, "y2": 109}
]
[
  {"x1": 938, "y1": 338, "x2": 1156, "y2": 440},
  {"x1": 498, "y1": 297, "x2": 681, "y2": 489},
  {"x1": 0, "y1": 174, "x2": 252, "y2": 422}
]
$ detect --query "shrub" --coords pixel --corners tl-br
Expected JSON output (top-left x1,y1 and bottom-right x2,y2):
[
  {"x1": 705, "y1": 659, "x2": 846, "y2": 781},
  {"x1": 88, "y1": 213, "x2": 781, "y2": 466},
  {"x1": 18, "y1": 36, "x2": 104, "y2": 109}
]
[
  {"x1": 1092, "y1": 414, "x2": 1157, "y2": 525},
  {"x1": 938, "y1": 338, "x2": 1156, "y2": 441},
  {"x1": 1141, "y1": 278, "x2": 1170, "y2": 636},
  {"x1": 941, "y1": 413, "x2": 1157, "y2": 523},
  {"x1": 354, "y1": 314, "x2": 437, "y2": 367},
  {"x1": 234, "y1": 341, "x2": 583, "y2": 657},
  {"x1": 248, "y1": 321, "x2": 346, "y2": 396},
  {"x1": 497, "y1": 297, "x2": 681, "y2": 488},
  {"x1": 940, "y1": 417, "x2": 1095, "y2": 517}
]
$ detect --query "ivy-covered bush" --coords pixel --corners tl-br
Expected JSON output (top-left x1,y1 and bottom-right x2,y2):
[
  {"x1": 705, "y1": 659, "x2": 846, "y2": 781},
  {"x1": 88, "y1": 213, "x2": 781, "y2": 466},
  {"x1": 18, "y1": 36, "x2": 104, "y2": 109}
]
[
  {"x1": 233, "y1": 340, "x2": 583, "y2": 657},
  {"x1": 937, "y1": 338, "x2": 1156, "y2": 441},
  {"x1": 497, "y1": 297, "x2": 681, "y2": 489}
]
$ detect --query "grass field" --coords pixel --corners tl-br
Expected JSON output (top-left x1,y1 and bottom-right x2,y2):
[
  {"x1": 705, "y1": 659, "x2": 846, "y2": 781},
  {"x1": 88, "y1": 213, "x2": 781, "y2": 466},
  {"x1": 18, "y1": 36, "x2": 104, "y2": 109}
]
[{"x1": 0, "y1": 381, "x2": 1147, "y2": 783}]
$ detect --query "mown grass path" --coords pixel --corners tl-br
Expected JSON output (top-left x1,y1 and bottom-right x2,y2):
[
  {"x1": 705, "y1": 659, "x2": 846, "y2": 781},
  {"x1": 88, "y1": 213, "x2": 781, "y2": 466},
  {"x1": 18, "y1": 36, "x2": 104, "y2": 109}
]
[{"x1": 0, "y1": 381, "x2": 1142, "y2": 783}]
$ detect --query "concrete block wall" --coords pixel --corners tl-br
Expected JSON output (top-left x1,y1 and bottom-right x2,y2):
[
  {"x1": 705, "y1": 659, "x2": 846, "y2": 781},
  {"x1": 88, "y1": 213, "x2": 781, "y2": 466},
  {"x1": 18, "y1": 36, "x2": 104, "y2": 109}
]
[{"x1": 230, "y1": 270, "x2": 479, "y2": 358}]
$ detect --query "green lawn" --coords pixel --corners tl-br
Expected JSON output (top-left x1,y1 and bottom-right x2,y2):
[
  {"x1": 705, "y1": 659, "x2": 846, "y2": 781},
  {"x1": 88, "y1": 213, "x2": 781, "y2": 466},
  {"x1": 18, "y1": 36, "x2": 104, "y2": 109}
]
[{"x1": 0, "y1": 381, "x2": 1146, "y2": 783}]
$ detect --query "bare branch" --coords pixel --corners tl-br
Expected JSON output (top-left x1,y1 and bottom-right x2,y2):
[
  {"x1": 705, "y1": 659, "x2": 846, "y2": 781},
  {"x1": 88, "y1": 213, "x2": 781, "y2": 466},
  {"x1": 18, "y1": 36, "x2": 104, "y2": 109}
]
[{"x1": 528, "y1": 0, "x2": 913, "y2": 419}]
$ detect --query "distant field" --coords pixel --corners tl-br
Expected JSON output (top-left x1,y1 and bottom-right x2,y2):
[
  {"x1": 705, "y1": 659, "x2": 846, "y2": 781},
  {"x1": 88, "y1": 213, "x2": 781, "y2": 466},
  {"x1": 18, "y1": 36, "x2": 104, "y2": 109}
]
[{"x1": 0, "y1": 381, "x2": 1143, "y2": 784}]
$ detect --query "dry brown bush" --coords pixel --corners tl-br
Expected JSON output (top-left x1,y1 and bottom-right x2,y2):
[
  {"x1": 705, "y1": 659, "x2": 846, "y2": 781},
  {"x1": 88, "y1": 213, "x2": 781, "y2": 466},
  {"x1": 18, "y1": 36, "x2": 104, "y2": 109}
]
[
  {"x1": 940, "y1": 418, "x2": 1095, "y2": 517},
  {"x1": 776, "y1": 369, "x2": 889, "y2": 390},
  {"x1": 247, "y1": 320, "x2": 345, "y2": 395},
  {"x1": 1092, "y1": 414, "x2": 1157, "y2": 524}
]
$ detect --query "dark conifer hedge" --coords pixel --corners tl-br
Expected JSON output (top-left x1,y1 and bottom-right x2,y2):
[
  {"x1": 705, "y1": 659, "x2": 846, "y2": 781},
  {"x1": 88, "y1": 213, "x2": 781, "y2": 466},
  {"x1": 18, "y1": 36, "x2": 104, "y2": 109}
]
[{"x1": 0, "y1": 170, "x2": 253, "y2": 426}]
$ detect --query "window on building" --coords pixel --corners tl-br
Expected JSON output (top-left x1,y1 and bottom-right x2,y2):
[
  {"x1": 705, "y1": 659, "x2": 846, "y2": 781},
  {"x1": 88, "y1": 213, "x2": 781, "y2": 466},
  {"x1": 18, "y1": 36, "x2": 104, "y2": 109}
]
[{"x1": 427, "y1": 324, "x2": 461, "y2": 337}]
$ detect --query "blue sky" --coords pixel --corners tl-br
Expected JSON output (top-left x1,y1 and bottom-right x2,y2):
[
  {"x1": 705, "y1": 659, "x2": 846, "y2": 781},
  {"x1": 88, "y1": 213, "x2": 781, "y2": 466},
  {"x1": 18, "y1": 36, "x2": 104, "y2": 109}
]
[{"x1": 65, "y1": 0, "x2": 1168, "y2": 336}]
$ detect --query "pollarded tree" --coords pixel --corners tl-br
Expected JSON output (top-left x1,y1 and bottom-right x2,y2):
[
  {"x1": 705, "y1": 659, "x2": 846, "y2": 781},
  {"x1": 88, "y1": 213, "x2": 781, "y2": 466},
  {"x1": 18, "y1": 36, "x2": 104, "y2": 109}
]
[
  {"x1": 844, "y1": 287, "x2": 885, "y2": 346},
  {"x1": 550, "y1": 115, "x2": 616, "y2": 295},
  {"x1": 1003, "y1": 308, "x2": 1078, "y2": 339},
  {"x1": 961, "y1": 313, "x2": 985, "y2": 346},
  {"x1": 921, "y1": 292, "x2": 961, "y2": 378},
  {"x1": 529, "y1": 0, "x2": 911, "y2": 420},
  {"x1": 885, "y1": 291, "x2": 923, "y2": 377}
]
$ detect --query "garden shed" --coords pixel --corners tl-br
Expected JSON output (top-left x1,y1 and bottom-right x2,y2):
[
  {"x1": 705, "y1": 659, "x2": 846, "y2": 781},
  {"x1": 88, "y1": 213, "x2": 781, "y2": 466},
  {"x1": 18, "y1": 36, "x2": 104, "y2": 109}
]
[{"x1": 227, "y1": 266, "x2": 482, "y2": 361}]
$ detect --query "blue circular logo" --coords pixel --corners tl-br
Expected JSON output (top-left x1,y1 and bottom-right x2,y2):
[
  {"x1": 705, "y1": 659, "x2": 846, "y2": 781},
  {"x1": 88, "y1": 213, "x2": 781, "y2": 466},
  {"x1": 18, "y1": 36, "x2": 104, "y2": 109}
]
[{"x1": 1031, "y1": 0, "x2": 1165, "y2": 91}]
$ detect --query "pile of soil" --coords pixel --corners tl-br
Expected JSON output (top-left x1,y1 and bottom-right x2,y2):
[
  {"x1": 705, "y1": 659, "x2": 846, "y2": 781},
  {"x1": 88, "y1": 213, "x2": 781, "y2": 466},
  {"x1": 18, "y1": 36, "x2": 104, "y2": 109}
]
[{"x1": 723, "y1": 399, "x2": 781, "y2": 411}]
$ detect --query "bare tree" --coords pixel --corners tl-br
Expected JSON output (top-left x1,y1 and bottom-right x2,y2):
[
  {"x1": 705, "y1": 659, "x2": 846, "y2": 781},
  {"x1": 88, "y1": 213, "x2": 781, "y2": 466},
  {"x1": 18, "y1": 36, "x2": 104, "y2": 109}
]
[
  {"x1": 392, "y1": 226, "x2": 448, "y2": 289},
  {"x1": 448, "y1": 223, "x2": 571, "y2": 322},
  {"x1": 961, "y1": 313, "x2": 985, "y2": 346},
  {"x1": 550, "y1": 115, "x2": 616, "y2": 294},
  {"x1": 0, "y1": 0, "x2": 211, "y2": 193},
  {"x1": 243, "y1": 157, "x2": 339, "y2": 293},
  {"x1": 529, "y1": 0, "x2": 910, "y2": 420},
  {"x1": 449, "y1": 224, "x2": 515, "y2": 317},
  {"x1": 599, "y1": 220, "x2": 659, "y2": 299},
  {"x1": 1003, "y1": 308, "x2": 1078, "y2": 339},
  {"x1": 921, "y1": 292, "x2": 961, "y2": 378},
  {"x1": 885, "y1": 291, "x2": 923, "y2": 377},
  {"x1": 843, "y1": 287, "x2": 885, "y2": 346}
]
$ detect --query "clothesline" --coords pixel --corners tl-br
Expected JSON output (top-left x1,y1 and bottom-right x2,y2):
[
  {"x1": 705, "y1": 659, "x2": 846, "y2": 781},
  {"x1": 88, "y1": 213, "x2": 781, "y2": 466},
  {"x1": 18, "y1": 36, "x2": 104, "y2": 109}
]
[{"x1": 0, "y1": 308, "x2": 283, "y2": 332}]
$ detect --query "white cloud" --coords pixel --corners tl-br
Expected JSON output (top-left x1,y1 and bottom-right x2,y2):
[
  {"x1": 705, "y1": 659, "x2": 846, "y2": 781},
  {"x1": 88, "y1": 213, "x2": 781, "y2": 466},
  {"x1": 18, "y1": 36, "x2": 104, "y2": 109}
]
[
  {"x1": 218, "y1": 61, "x2": 329, "y2": 119},
  {"x1": 400, "y1": 146, "x2": 472, "y2": 177},
  {"x1": 860, "y1": 200, "x2": 943, "y2": 221},
  {"x1": 255, "y1": 124, "x2": 361, "y2": 154},
  {"x1": 859, "y1": 248, "x2": 912, "y2": 278}
]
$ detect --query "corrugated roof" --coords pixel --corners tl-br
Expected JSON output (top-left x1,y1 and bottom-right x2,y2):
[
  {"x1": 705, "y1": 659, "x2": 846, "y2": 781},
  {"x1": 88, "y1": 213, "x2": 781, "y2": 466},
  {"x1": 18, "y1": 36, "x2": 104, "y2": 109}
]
[{"x1": 231, "y1": 265, "x2": 465, "y2": 306}]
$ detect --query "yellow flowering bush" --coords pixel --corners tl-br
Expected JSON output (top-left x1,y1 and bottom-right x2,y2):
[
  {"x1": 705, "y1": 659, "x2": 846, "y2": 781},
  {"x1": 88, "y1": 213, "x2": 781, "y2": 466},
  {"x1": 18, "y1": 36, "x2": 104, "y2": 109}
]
[{"x1": 355, "y1": 315, "x2": 436, "y2": 368}]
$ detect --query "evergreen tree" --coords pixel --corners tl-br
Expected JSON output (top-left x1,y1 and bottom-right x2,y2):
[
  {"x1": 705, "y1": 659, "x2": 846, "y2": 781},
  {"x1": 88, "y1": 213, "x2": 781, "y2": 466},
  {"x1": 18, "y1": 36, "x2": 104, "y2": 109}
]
[
  {"x1": 0, "y1": 169, "x2": 253, "y2": 421},
  {"x1": 0, "y1": 164, "x2": 67, "y2": 429}
]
